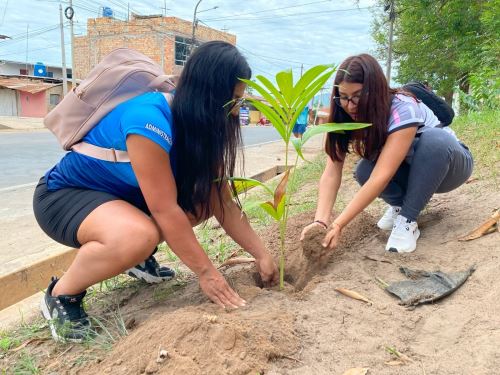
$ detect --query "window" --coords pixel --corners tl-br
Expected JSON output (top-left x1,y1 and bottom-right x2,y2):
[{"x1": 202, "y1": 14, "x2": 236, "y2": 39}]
[
  {"x1": 20, "y1": 68, "x2": 28, "y2": 75},
  {"x1": 47, "y1": 71, "x2": 54, "y2": 78},
  {"x1": 50, "y1": 94, "x2": 60, "y2": 106},
  {"x1": 175, "y1": 36, "x2": 191, "y2": 66}
]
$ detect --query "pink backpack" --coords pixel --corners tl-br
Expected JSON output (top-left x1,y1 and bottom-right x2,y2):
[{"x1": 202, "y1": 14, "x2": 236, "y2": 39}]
[{"x1": 44, "y1": 48, "x2": 175, "y2": 162}]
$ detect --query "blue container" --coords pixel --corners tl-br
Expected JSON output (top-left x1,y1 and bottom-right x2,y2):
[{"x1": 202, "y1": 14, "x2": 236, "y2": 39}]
[
  {"x1": 102, "y1": 6, "x2": 113, "y2": 18},
  {"x1": 33, "y1": 62, "x2": 47, "y2": 77}
]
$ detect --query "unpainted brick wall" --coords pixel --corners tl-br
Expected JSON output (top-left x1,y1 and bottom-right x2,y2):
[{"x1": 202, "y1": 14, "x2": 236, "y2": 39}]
[{"x1": 74, "y1": 16, "x2": 236, "y2": 79}]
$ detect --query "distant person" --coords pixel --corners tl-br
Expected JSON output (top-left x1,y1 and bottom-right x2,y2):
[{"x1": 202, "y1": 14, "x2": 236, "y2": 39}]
[
  {"x1": 33, "y1": 41, "x2": 278, "y2": 343},
  {"x1": 293, "y1": 106, "x2": 309, "y2": 138},
  {"x1": 301, "y1": 53, "x2": 473, "y2": 253}
]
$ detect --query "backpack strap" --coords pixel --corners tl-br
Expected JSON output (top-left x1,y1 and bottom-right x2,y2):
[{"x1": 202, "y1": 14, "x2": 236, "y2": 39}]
[
  {"x1": 71, "y1": 142, "x2": 131, "y2": 162},
  {"x1": 71, "y1": 93, "x2": 175, "y2": 163}
]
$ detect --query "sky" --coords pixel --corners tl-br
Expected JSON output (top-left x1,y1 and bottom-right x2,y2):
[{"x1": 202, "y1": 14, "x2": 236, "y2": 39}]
[{"x1": 0, "y1": 0, "x2": 383, "y2": 85}]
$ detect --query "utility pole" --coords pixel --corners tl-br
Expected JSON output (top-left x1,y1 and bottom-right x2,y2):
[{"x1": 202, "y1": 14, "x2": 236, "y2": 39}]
[
  {"x1": 59, "y1": 4, "x2": 68, "y2": 95},
  {"x1": 191, "y1": 0, "x2": 203, "y2": 53},
  {"x1": 67, "y1": 0, "x2": 76, "y2": 86},
  {"x1": 300, "y1": 63, "x2": 304, "y2": 77},
  {"x1": 385, "y1": 0, "x2": 395, "y2": 82},
  {"x1": 25, "y1": 25, "x2": 28, "y2": 74}
]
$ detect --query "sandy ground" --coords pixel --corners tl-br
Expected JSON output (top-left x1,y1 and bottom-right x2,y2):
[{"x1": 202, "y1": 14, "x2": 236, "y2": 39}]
[
  {"x1": 2, "y1": 150, "x2": 498, "y2": 375},
  {"x1": 0, "y1": 131, "x2": 324, "y2": 329}
]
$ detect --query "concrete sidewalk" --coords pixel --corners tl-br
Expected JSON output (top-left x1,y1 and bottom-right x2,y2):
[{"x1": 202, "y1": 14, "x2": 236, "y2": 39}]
[
  {"x1": 0, "y1": 134, "x2": 325, "y2": 328},
  {"x1": 0, "y1": 116, "x2": 44, "y2": 131}
]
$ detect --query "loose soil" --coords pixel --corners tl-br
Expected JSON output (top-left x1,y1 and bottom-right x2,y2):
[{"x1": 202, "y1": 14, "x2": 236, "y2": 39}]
[{"x1": 2, "y1": 155, "x2": 499, "y2": 375}]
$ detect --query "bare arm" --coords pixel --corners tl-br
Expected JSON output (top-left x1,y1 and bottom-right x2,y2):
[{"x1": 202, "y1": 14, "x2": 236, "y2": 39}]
[
  {"x1": 300, "y1": 153, "x2": 344, "y2": 240},
  {"x1": 323, "y1": 126, "x2": 417, "y2": 248},
  {"x1": 315, "y1": 155, "x2": 345, "y2": 224},
  {"x1": 127, "y1": 135, "x2": 245, "y2": 308},
  {"x1": 213, "y1": 185, "x2": 279, "y2": 285}
]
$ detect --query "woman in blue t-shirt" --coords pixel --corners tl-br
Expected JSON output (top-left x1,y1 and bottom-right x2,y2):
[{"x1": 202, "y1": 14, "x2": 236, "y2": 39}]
[
  {"x1": 300, "y1": 53, "x2": 473, "y2": 254},
  {"x1": 34, "y1": 41, "x2": 279, "y2": 342}
]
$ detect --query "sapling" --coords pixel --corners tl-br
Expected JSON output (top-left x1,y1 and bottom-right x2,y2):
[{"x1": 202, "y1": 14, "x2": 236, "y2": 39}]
[{"x1": 229, "y1": 65, "x2": 371, "y2": 289}]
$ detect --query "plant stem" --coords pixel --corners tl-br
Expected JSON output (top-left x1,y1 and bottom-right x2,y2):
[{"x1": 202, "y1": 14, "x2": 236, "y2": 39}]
[{"x1": 279, "y1": 219, "x2": 286, "y2": 289}]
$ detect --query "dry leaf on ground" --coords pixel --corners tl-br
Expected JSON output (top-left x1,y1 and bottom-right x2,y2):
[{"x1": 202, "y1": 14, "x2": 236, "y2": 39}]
[
  {"x1": 342, "y1": 368, "x2": 369, "y2": 375},
  {"x1": 334, "y1": 287, "x2": 373, "y2": 305},
  {"x1": 458, "y1": 210, "x2": 500, "y2": 241}
]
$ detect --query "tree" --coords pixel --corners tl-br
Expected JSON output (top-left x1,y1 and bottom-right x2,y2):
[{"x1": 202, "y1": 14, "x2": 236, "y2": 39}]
[{"x1": 371, "y1": 0, "x2": 497, "y2": 102}]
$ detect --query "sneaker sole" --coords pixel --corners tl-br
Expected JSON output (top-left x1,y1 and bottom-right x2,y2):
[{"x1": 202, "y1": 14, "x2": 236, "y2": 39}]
[
  {"x1": 386, "y1": 228, "x2": 421, "y2": 253},
  {"x1": 125, "y1": 268, "x2": 175, "y2": 284},
  {"x1": 40, "y1": 296, "x2": 84, "y2": 344}
]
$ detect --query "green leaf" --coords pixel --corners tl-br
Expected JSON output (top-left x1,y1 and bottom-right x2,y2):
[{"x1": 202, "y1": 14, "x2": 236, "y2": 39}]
[
  {"x1": 291, "y1": 65, "x2": 335, "y2": 106},
  {"x1": 239, "y1": 78, "x2": 288, "y2": 121},
  {"x1": 301, "y1": 122, "x2": 371, "y2": 145},
  {"x1": 275, "y1": 192, "x2": 287, "y2": 219},
  {"x1": 241, "y1": 199, "x2": 267, "y2": 213},
  {"x1": 248, "y1": 99, "x2": 287, "y2": 142},
  {"x1": 276, "y1": 70, "x2": 294, "y2": 105},
  {"x1": 260, "y1": 201, "x2": 280, "y2": 221},
  {"x1": 287, "y1": 71, "x2": 333, "y2": 130},
  {"x1": 227, "y1": 177, "x2": 274, "y2": 196},
  {"x1": 291, "y1": 137, "x2": 305, "y2": 161},
  {"x1": 256, "y1": 75, "x2": 288, "y2": 110}
]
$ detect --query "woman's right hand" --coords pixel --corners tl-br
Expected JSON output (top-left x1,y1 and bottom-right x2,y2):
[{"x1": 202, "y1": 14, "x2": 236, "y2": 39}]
[
  {"x1": 300, "y1": 221, "x2": 326, "y2": 241},
  {"x1": 199, "y1": 267, "x2": 246, "y2": 309}
]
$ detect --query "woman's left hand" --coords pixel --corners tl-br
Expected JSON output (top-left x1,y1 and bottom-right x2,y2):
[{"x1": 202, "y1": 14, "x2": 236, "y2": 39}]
[
  {"x1": 322, "y1": 222, "x2": 343, "y2": 250},
  {"x1": 255, "y1": 252, "x2": 279, "y2": 287}
]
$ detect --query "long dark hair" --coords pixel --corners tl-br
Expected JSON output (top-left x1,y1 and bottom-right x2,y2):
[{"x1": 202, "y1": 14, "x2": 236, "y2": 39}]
[
  {"x1": 326, "y1": 53, "x2": 396, "y2": 161},
  {"x1": 171, "y1": 41, "x2": 251, "y2": 221}
]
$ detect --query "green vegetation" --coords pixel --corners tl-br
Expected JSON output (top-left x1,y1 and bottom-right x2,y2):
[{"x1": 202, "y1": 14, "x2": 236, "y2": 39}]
[
  {"x1": 372, "y1": 0, "x2": 499, "y2": 108},
  {"x1": 452, "y1": 110, "x2": 500, "y2": 185},
  {"x1": 231, "y1": 65, "x2": 370, "y2": 288}
]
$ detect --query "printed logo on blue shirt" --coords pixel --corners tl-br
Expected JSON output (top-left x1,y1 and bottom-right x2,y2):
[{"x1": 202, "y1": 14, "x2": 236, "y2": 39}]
[{"x1": 145, "y1": 123, "x2": 173, "y2": 145}]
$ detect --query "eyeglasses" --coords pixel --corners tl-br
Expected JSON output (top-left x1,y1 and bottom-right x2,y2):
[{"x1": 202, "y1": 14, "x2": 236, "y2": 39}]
[
  {"x1": 333, "y1": 94, "x2": 362, "y2": 107},
  {"x1": 223, "y1": 97, "x2": 246, "y2": 111}
]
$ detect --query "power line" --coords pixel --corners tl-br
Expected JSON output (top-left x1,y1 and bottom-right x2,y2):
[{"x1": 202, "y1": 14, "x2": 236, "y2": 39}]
[
  {"x1": 205, "y1": 6, "x2": 378, "y2": 23},
  {"x1": 197, "y1": 20, "x2": 287, "y2": 76},
  {"x1": 202, "y1": 0, "x2": 334, "y2": 22},
  {"x1": 198, "y1": 19, "x2": 310, "y2": 69}
]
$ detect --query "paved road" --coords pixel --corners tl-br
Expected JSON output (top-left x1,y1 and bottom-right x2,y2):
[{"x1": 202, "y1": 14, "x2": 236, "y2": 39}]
[{"x1": 0, "y1": 126, "x2": 280, "y2": 189}]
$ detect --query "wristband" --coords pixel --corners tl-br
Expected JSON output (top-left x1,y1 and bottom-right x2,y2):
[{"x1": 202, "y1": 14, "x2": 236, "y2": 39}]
[{"x1": 313, "y1": 220, "x2": 328, "y2": 229}]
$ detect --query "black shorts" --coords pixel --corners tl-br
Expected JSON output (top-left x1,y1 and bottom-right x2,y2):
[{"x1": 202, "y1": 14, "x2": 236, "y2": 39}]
[{"x1": 33, "y1": 177, "x2": 148, "y2": 248}]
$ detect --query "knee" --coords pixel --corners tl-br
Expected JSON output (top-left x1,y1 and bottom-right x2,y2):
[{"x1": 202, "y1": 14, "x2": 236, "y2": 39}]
[
  {"x1": 353, "y1": 159, "x2": 374, "y2": 186},
  {"x1": 107, "y1": 221, "x2": 160, "y2": 264}
]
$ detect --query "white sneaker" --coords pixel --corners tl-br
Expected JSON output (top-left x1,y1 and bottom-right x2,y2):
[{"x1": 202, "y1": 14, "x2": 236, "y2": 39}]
[
  {"x1": 377, "y1": 206, "x2": 401, "y2": 230},
  {"x1": 385, "y1": 215, "x2": 420, "y2": 253}
]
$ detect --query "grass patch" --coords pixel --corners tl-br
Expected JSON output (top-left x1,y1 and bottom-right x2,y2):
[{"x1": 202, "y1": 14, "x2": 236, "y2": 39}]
[{"x1": 452, "y1": 110, "x2": 500, "y2": 186}]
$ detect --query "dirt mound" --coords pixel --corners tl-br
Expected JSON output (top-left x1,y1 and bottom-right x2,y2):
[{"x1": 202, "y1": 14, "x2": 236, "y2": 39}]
[
  {"x1": 276, "y1": 211, "x2": 378, "y2": 290},
  {"x1": 77, "y1": 212, "x2": 375, "y2": 375},
  {"x1": 82, "y1": 305, "x2": 297, "y2": 375}
]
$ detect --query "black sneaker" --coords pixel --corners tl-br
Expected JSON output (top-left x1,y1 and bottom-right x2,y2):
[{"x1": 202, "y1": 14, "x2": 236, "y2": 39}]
[
  {"x1": 125, "y1": 254, "x2": 175, "y2": 284},
  {"x1": 40, "y1": 277, "x2": 91, "y2": 343}
]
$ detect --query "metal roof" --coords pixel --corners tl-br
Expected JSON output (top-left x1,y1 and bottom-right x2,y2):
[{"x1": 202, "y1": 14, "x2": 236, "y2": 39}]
[{"x1": 0, "y1": 76, "x2": 61, "y2": 94}]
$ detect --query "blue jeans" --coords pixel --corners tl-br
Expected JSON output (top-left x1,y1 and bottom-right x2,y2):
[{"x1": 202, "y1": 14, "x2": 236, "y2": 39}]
[{"x1": 354, "y1": 128, "x2": 474, "y2": 221}]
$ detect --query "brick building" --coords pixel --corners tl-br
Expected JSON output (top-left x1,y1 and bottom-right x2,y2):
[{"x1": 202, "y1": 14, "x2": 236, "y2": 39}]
[{"x1": 73, "y1": 15, "x2": 236, "y2": 80}]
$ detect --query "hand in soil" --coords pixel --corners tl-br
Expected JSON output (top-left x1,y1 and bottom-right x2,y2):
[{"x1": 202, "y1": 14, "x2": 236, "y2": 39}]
[
  {"x1": 255, "y1": 252, "x2": 279, "y2": 287},
  {"x1": 300, "y1": 221, "x2": 327, "y2": 241},
  {"x1": 199, "y1": 267, "x2": 246, "y2": 309},
  {"x1": 322, "y1": 223, "x2": 342, "y2": 249}
]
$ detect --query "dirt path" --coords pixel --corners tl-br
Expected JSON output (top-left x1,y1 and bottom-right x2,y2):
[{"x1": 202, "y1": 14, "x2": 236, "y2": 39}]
[
  {"x1": 9, "y1": 153, "x2": 493, "y2": 375},
  {"x1": 2, "y1": 133, "x2": 499, "y2": 374}
]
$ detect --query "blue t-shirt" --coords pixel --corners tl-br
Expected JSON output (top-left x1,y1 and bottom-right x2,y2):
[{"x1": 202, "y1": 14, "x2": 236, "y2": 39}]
[{"x1": 45, "y1": 92, "x2": 174, "y2": 208}]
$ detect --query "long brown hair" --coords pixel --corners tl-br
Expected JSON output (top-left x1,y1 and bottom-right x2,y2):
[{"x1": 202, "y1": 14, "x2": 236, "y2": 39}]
[{"x1": 326, "y1": 54, "x2": 396, "y2": 161}]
